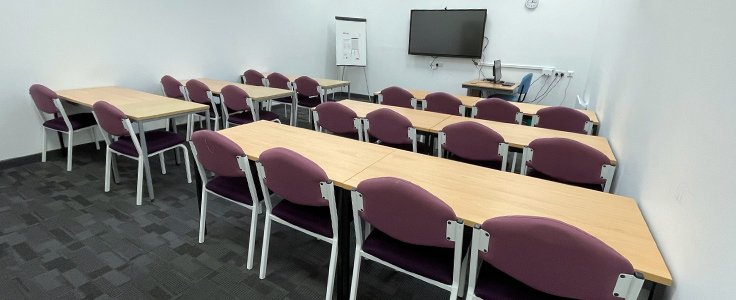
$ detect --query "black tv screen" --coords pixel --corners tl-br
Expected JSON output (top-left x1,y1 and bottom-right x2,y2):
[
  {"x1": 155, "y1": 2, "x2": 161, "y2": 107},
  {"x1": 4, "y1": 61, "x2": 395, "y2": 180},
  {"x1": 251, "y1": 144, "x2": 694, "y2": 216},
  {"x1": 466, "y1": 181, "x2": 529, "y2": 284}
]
[{"x1": 408, "y1": 9, "x2": 487, "y2": 58}]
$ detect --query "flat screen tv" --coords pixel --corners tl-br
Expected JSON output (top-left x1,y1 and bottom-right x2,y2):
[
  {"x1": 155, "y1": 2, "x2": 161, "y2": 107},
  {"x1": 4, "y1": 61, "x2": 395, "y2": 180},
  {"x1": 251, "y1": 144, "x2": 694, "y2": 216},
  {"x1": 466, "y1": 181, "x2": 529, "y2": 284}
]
[{"x1": 408, "y1": 9, "x2": 487, "y2": 58}]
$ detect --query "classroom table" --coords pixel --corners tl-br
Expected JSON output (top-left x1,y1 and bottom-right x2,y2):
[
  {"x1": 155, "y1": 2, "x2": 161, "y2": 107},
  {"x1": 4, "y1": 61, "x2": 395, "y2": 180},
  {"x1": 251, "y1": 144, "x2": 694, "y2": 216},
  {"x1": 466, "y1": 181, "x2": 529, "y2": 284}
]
[
  {"x1": 180, "y1": 78, "x2": 297, "y2": 126},
  {"x1": 462, "y1": 79, "x2": 519, "y2": 97},
  {"x1": 372, "y1": 89, "x2": 482, "y2": 107},
  {"x1": 56, "y1": 86, "x2": 208, "y2": 200},
  {"x1": 336, "y1": 100, "x2": 452, "y2": 132},
  {"x1": 261, "y1": 73, "x2": 352, "y2": 99}
]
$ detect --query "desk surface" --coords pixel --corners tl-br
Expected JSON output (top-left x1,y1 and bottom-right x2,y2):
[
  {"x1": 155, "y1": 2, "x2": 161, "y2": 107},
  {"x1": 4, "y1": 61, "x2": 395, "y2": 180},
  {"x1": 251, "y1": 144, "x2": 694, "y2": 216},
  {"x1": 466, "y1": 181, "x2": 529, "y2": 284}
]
[
  {"x1": 373, "y1": 89, "x2": 482, "y2": 107},
  {"x1": 262, "y1": 73, "x2": 350, "y2": 89},
  {"x1": 511, "y1": 102, "x2": 600, "y2": 125},
  {"x1": 433, "y1": 116, "x2": 616, "y2": 165},
  {"x1": 462, "y1": 79, "x2": 519, "y2": 92},
  {"x1": 217, "y1": 121, "x2": 394, "y2": 189},
  {"x1": 180, "y1": 78, "x2": 293, "y2": 101},
  {"x1": 343, "y1": 150, "x2": 671, "y2": 285},
  {"x1": 56, "y1": 86, "x2": 207, "y2": 121},
  {"x1": 338, "y1": 100, "x2": 451, "y2": 131}
]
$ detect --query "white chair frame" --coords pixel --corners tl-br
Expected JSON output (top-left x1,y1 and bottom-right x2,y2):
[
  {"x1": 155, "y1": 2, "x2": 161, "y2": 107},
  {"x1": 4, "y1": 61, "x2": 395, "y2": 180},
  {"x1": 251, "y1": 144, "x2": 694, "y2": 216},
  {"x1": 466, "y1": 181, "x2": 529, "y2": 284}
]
[
  {"x1": 520, "y1": 146, "x2": 616, "y2": 193},
  {"x1": 437, "y1": 131, "x2": 510, "y2": 172},
  {"x1": 311, "y1": 110, "x2": 364, "y2": 141},
  {"x1": 34, "y1": 97, "x2": 100, "y2": 171},
  {"x1": 362, "y1": 119, "x2": 419, "y2": 152}
]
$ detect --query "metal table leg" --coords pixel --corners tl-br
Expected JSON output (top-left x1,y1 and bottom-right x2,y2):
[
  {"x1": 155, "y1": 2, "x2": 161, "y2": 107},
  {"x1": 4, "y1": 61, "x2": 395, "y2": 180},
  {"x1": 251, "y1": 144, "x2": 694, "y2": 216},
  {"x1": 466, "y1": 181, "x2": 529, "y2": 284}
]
[
  {"x1": 137, "y1": 121, "x2": 155, "y2": 200},
  {"x1": 335, "y1": 187, "x2": 352, "y2": 299},
  {"x1": 290, "y1": 92, "x2": 298, "y2": 127},
  {"x1": 347, "y1": 84, "x2": 351, "y2": 99},
  {"x1": 170, "y1": 118, "x2": 181, "y2": 165}
]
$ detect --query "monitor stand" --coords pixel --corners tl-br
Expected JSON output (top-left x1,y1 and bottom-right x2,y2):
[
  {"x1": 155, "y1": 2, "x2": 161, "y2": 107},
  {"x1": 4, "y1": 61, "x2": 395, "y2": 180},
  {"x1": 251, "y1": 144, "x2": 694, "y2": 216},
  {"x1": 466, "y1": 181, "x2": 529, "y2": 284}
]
[{"x1": 484, "y1": 78, "x2": 503, "y2": 84}]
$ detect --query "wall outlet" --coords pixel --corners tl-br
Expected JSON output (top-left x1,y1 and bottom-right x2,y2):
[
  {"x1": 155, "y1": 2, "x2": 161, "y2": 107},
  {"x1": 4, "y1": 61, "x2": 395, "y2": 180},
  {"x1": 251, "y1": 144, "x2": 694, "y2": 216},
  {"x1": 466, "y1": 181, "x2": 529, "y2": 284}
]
[
  {"x1": 542, "y1": 68, "x2": 554, "y2": 76},
  {"x1": 567, "y1": 70, "x2": 574, "y2": 77},
  {"x1": 554, "y1": 71, "x2": 565, "y2": 77},
  {"x1": 436, "y1": 62, "x2": 443, "y2": 68}
]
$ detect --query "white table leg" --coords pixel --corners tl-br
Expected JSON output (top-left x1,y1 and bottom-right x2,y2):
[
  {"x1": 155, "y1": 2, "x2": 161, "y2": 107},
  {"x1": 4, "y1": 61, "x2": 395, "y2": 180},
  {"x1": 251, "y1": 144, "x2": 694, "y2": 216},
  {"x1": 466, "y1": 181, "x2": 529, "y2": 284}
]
[{"x1": 137, "y1": 120, "x2": 155, "y2": 200}]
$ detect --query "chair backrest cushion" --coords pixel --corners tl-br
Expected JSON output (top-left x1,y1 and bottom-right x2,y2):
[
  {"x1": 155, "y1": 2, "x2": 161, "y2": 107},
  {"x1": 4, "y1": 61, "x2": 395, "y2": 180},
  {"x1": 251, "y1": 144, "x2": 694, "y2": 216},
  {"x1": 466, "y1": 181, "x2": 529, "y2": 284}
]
[
  {"x1": 295, "y1": 76, "x2": 320, "y2": 97},
  {"x1": 185, "y1": 79, "x2": 212, "y2": 104},
  {"x1": 442, "y1": 121, "x2": 505, "y2": 161},
  {"x1": 191, "y1": 130, "x2": 247, "y2": 177},
  {"x1": 366, "y1": 108, "x2": 413, "y2": 145},
  {"x1": 519, "y1": 73, "x2": 533, "y2": 95},
  {"x1": 380, "y1": 86, "x2": 414, "y2": 109},
  {"x1": 160, "y1": 75, "x2": 184, "y2": 99},
  {"x1": 527, "y1": 138, "x2": 608, "y2": 185},
  {"x1": 260, "y1": 147, "x2": 329, "y2": 207},
  {"x1": 221, "y1": 85, "x2": 250, "y2": 112},
  {"x1": 315, "y1": 102, "x2": 359, "y2": 134},
  {"x1": 424, "y1": 92, "x2": 462, "y2": 116},
  {"x1": 243, "y1": 69, "x2": 265, "y2": 86},
  {"x1": 474, "y1": 98, "x2": 520, "y2": 124},
  {"x1": 267, "y1": 72, "x2": 291, "y2": 90},
  {"x1": 536, "y1": 106, "x2": 590, "y2": 134},
  {"x1": 92, "y1": 101, "x2": 130, "y2": 136},
  {"x1": 481, "y1": 216, "x2": 634, "y2": 300},
  {"x1": 357, "y1": 177, "x2": 457, "y2": 248},
  {"x1": 29, "y1": 84, "x2": 59, "y2": 114}
]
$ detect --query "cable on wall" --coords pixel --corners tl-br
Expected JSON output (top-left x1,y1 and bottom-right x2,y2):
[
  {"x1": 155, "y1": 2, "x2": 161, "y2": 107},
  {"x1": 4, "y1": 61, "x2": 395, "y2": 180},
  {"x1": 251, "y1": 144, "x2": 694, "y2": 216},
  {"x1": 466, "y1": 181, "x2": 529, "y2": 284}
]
[{"x1": 559, "y1": 77, "x2": 573, "y2": 106}]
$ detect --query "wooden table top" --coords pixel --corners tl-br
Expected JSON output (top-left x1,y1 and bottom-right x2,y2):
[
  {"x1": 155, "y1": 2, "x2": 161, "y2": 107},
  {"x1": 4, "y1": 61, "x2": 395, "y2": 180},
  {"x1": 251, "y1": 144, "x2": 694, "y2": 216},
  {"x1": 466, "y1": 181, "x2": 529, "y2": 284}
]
[
  {"x1": 373, "y1": 89, "x2": 482, "y2": 107},
  {"x1": 217, "y1": 121, "x2": 395, "y2": 189},
  {"x1": 343, "y1": 150, "x2": 671, "y2": 285},
  {"x1": 433, "y1": 116, "x2": 616, "y2": 165},
  {"x1": 180, "y1": 78, "x2": 294, "y2": 101},
  {"x1": 56, "y1": 86, "x2": 207, "y2": 121},
  {"x1": 337, "y1": 100, "x2": 451, "y2": 131},
  {"x1": 462, "y1": 79, "x2": 519, "y2": 91},
  {"x1": 261, "y1": 73, "x2": 350, "y2": 89},
  {"x1": 511, "y1": 102, "x2": 600, "y2": 125}
]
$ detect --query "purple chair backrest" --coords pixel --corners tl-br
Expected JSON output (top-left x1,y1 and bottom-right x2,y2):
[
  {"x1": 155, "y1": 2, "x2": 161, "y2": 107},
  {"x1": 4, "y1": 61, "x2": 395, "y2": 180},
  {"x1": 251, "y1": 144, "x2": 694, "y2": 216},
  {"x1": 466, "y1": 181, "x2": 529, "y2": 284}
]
[
  {"x1": 380, "y1": 86, "x2": 414, "y2": 109},
  {"x1": 536, "y1": 106, "x2": 590, "y2": 134},
  {"x1": 185, "y1": 79, "x2": 212, "y2": 104},
  {"x1": 315, "y1": 102, "x2": 359, "y2": 134},
  {"x1": 243, "y1": 69, "x2": 265, "y2": 86},
  {"x1": 424, "y1": 92, "x2": 462, "y2": 116},
  {"x1": 160, "y1": 75, "x2": 184, "y2": 99},
  {"x1": 481, "y1": 216, "x2": 634, "y2": 300},
  {"x1": 29, "y1": 84, "x2": 59, "y2": 114},
  {"x1": 295, "y1": 76, "x2": 320, "y2": 97},
  {"x1": 92, "y1": 101, "x2": 130, "y2": 137},
  {"x1": 266, "y1": 72, "x2": 290, "y2": 90},
  {"x1": 366, "y1": 108, "x2": 413, "y2": 145},
  {"x1": 260, "y1": 147, "x2": 329, "y2": 207},
  {"x1": 191, "y1": 130, "x2": 246, "y2": 177},
  {"x1": 357, "y1": 177, "x2": 457, "y2": 248},
  {"x1": 474, "y1": 98, "x2": 521, "y2": 124},
  {"x1": 527, "y1": 138, "x2": 608, "y2": 184},
  {"x1": 221, "y1": 85, "x2": 250, "y2": 112},
  {"x1": 442, "y1": 121, "x2": 505, "y2": 161}
]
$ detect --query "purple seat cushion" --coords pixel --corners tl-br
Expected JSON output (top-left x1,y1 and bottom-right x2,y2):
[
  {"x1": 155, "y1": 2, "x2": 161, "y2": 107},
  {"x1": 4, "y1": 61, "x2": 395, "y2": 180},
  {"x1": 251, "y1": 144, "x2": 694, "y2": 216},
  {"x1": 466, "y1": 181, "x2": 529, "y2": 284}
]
[
  {"x1": 228, "y1": 110, "x2": 280, "y2": 124},
  {"x1": 272, "y1": 199, "x2": 333, "y2": 238},
  {"x1": 271, "y1": 96, "x2": 293, "y2": 104},
  {"x1": 527, "y1": 169, "x2": 604, "y2": 191},
  {"x1": 206, "y1": 176, "x2": 254, "y2": 206},
  {"x1": 297, "y1": 95, "x2": 322, "y2": 108},
  {"x1": 110, "y1": 130, "x2": 185, "y2": 156},
  {"x1": 474, "y1": 262, "x2": 573, "y2": 300},
  {"x1": 447, "y1": 153, "x2": 503, "y2": 170},
  {"x1": 43, "y1": 113, "x2": 97, "y2": 132}
]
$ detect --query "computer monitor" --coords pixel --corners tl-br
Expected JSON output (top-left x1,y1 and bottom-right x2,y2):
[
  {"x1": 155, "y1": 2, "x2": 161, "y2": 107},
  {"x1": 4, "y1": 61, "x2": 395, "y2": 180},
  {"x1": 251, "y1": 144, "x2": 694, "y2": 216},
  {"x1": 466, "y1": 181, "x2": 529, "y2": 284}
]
[{"x1": 492, "y1": 60, "x2": 502, "y2": 83}]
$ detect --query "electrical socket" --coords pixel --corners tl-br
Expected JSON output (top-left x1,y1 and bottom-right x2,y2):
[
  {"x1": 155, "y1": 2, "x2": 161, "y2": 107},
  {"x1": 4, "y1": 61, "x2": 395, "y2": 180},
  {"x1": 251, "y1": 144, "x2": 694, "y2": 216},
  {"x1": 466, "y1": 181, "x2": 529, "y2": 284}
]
[
  {"x1": 436, "y1": 62, "x2": 443, "y2": 68},
  {"x1": 566, "y1": 71, "x2": 574, "y2": 78},
  {"x1": 542, "y1": 68, "x2": 554, "y2": 76},
  {"x1": 554, "y1": 71, "x2": 565, "y2": 77}
]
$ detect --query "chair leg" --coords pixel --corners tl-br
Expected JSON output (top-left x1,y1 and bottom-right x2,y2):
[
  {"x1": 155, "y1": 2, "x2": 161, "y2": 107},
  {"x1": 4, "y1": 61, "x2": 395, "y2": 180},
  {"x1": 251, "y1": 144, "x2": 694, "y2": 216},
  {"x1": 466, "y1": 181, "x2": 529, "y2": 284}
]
[
  {"x1": 511, "y1": 152, "x2": 518, "y2": 173},
  {"x1": 213, "y1": 118, "x2": 219, "y2": 131},
  {"x1": 259, "y1": 213, "x2": 273, "y2": 279},
  {"x1": 136, "y1": 158, "x2": 144, "y2": 205},
  {"x1": 198, "y1": 190, "x2": 208, "y2": 243},
  {"x1": 325, "y1": 241, "x2": 339, "y2": 300},
  {"x1": 104, "y1": 149, "x2": 111, "y2": 192},
  {"x1": 181, "y1": 145, "x2": 192, "y2": 183},
  {"x1": 65, "y1": 131, "x2": 74, "y2": 171},
  {"x1": 159, "y1": 153, "x2": 166, "y2": 174},
  {"x1": 348, "y1": 253, "x2": 363, "y2": 300},
  {"x1": 41, "y1": 128, "x2": 47, "y2": 162},
  {"x1": 246, "y1": 206, "x2": 258, "y2": 270}
]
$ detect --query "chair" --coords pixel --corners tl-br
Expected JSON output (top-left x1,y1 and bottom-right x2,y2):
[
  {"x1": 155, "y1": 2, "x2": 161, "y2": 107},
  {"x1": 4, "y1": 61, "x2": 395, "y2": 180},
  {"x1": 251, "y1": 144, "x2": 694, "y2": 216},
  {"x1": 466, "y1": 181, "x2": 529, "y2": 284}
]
[
  {"x1": 423, "y1": 92, "x2": 465, "y2": 116},
  {"x1": 29, "y1": 84, "x2": 100, "y2": 171},
  {"x1": 160, "y1": 75, "x2": 185, "y2": 100},
  {"x1": 92, "y1": 101, "x2": 191, "y2": 205},
  {"x1": 466, "y1": 216, "x2": 644, "y2": 300},
  {"x1": 363, "y1": 108, "x2": 422, "y2": 153},
  {"x1": 241, "y1": 69, "x2": 266, "y2": 86},
  {"x1": 471, "y1": 98, "x2": 523, "y2": 125},
  {"x1": 294, "y1": 76, "x2": 326, "y2": 125},
  {"x1": 532, "y1": 106, "x2": 593, "y2": 134},
  {"x1": 255, "y1": 147, "x2": 338, "y2": 300},
  {"x1": 312, "y1": 102, "x2": 363, "y2": 141},
  {"x1": 264, "y1": 72, "x2": 296, "y2": 122},
  {"x1": 184, "y1": 79, "x2": 221, "y2": 131},
  {"x1": 489, "y1": 73, "x2": 533, "y2": 102},
  {"x1": 377, "y1": 86, "x2": 417, "y2": 109},
  {"x1": 437, "y1": 121, "x2": 510, "y2": 171},
  {"x1": 349, "y1": 177, "x2": 466, "y2": 300},
  {"x1": 220, "y1": 85, "x2": 280, "y2": 128},
  {"x1": 521, "y1": 138, "x2": 615, "y2": 192},
  {"x1": 190, "y1": 130, "x2": 261, "y2": 270}
]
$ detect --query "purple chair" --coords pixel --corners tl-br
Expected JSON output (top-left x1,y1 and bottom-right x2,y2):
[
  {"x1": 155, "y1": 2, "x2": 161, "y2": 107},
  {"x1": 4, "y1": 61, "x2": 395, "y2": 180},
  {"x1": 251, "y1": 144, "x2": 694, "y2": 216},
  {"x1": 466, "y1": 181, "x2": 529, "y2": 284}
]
[
  {"x1": 255, "y1": 147, "x2": 338, "y2": 300},
  {"x1": 349, "y1": 177, "x2": 465, "y2": 300},
  {"x1": 532, "y1": 106, "x2": 593, "y2": 134},
  {"x1": 29, "y1": 84, "x2": 100, "y2": 171},
  {"x1": 521, "y1": 138, "x2": 615, "y2": 192},
  {"x1": 471, "y1": 98, "x2": 523, "y2": 125},
  {"x1": 466, "y1": 216, "x2": 643, "y2": 300},
  {"x1": 220, "y1": 85, "x2": 281, "y2": 128},
  {"x1": 312, "y1": 102, "x2": 363, "y2": 141},
  {"x1": 190, "y1": 130, "x2": 261, "y2": 270},
  {"x1": 160, "y1": 75, "x2": 185, "y2": 100},
  {"x1": 184, "y1": 79, "x2": 220, "y2": 131},
  {"x1": 424, "y1": 92, "x2": 465, "y2": 116},
  {"x1": 265, "y1": 72, "x2": 297, "y2": 125},
  {"x1": 437, "y1": 121, "x2": 510, "y2": 171},
  {"x1": 363, "y1": 108, "x2": 422, "y2": 152},
  {"x1": 378, "y1": 86, "x2": 417, "y2": 109},
  {"x1": 294, "y1": 76, "x2": 326, "y2": 125},
  {"x1": 241, "y1": 69, "x2": 266, "y2": 86},
  {"x1": 92, "y1": 101, "x2": 191, "y2": 205}
]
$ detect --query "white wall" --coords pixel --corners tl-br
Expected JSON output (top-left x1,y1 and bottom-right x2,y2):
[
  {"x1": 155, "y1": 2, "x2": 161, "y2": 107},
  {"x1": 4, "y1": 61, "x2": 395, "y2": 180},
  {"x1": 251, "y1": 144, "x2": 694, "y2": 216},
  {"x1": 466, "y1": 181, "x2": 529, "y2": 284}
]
[
  {"x1": 0, "y1": 0, "x2": 602, "y2": 161},
  {"x1": 585, "y1": 0, "x2": 736, "y2": 298}
]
